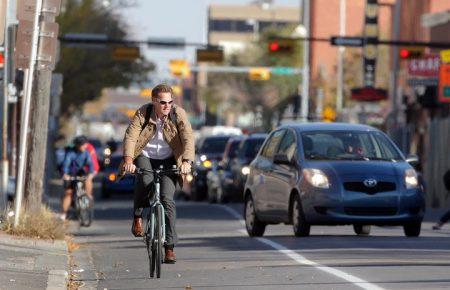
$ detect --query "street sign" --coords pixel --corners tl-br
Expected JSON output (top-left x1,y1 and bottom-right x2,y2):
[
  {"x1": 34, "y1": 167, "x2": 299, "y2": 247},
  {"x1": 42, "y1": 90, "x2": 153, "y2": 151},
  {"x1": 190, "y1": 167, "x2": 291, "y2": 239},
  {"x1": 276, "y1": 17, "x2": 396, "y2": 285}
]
[
  {"x1": 408, "y1": 55, "x2": 440, "y2": 77},
  {"x1": 439, "y1": 64, "x2": 450, "y2": 103},
  {"x1": 271, "y1": 67, "x2": 299, "y2": 75},
  {"x1": 15, "y1": 20, "x2": 59, "y2": 70},
  {"x1": 196, "y1": 48, "x2": 223, "y2": 63},
  {"x1": 112, "y1": 46, "x2": 140, "y2": 61},
  {"x1": 440, "y1": 49, "x2": 450, "y2": 64},
  {"x1": 169, "y1": 59, "x2": 190, "y2": 78},
  {"x1": 330, "y1": 36, "x2": 364, "y2": 47},
  {"x1": 351, "y1": 87, "x2": 388, "y2": 102}
]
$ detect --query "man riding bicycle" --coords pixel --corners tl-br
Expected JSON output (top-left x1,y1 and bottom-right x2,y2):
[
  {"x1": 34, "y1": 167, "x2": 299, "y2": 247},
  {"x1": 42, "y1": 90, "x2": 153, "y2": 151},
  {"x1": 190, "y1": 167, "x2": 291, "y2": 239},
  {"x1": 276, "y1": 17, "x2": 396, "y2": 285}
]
[
  {"x1": 60, "y1": 136, "x2": 95, "y2": 221},
  {"x1": 121, "y1": 84, "x2": 195, "y2": 264}
]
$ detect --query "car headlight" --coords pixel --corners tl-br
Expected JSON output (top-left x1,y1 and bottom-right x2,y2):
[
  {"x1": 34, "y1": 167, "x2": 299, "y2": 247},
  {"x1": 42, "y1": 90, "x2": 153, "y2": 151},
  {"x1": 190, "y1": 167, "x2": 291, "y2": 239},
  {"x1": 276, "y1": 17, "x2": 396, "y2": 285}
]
[
  {"x1": 405, "y1": 169, "x2": 419, "y2": 189},
  {"x1": 203, "y1": 160, "x2": 212, "y2": 168},
  {"x1": 186, "y1": 174, "x2": 194, "y2": 183},
  {"x1": 303, "y1": 168, "x2": 330, "y2": 189},
  {"x1": 200, "y1": 155, "x2": 207, "y2": 162},
  {"x1": 241, "y1": 166, "x2": 250, "y2": 175},
  {"x1": 104, "y1": 148, "x2": 111, "y2": 156}
]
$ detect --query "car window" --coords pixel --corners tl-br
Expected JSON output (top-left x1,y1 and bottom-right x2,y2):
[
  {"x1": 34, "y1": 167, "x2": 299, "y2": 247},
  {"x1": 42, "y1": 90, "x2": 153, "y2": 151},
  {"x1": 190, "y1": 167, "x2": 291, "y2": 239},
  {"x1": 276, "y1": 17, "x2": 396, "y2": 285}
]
[
  {"x1": 261, "y1": 130, "x2": 285, "y2": 159},
  {"x1": 277, "y1": 130, "x2": 297, "y2": 161},
  {"x1": 301, "y1": 131, "x2": 402, "y2": 161},
  {"x1": 238, "y1": 138, "x2": 266, "y2": 159},
  {"x1": 200, "y1": 137, "x2": 230, "y2": 154}
]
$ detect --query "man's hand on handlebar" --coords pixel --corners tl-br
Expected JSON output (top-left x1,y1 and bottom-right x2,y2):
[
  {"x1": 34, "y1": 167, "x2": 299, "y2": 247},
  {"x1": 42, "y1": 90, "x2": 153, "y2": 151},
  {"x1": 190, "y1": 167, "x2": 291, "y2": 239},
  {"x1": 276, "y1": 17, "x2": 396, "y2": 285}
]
[
  {"x1": 123, "y1": 156, "x2": 136, "y2": 173},
  {"x1": 180, "y1": 161, "x2": 191, "y2": 175}
]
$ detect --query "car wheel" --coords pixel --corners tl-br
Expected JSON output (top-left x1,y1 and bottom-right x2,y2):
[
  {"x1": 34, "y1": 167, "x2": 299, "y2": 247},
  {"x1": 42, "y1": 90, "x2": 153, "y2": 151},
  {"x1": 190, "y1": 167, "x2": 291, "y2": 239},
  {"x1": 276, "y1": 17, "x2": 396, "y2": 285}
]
[
  {"x1": 207, "y1": 186, "x2": 217, "y2": 203},
  {"x1": 217, "y1": 186, "x2": 228, "y2": 204},
  {"x1": 101, "y1": 183, "x2": 111, "y2": 199},
  {"x1": 244, "y1": 195, "x2": 266, "y2": 237},
  {"x1": 403, "y1": 221, "x2": 421, "y2": 237},
  {"x1": 353, "y1": 225, "x2": 371, "y2": 236},
  {"x1": 292, "y1": 194, "x2": 310, "y2": 237}
]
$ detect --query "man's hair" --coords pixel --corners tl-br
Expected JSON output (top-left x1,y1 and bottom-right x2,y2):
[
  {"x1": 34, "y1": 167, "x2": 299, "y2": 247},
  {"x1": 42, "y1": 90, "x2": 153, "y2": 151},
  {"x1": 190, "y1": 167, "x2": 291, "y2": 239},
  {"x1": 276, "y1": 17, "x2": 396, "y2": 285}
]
[{"x1": 151, "y1": 84, "x2": 173, "y2": 99}]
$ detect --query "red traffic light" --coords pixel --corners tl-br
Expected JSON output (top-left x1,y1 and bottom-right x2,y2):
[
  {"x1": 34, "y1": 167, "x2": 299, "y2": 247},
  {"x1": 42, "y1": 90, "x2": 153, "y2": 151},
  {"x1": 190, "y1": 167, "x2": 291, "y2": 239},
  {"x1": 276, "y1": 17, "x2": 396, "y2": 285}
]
[
  {"x1": 269, "y1": 42, "x2": 280, "y2": 52},
  {"x1": 399, "y1": 47, "x2": 424, "y2": 59},
  {"x1": 0, "y1": 53, "x2": 4, "y2": 66}
]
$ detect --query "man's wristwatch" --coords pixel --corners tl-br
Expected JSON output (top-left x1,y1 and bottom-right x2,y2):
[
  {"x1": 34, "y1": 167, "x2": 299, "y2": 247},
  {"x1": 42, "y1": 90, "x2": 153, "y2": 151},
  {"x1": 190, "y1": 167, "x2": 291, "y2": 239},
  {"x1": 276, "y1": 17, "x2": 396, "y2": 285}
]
[{"x1": 182, "y1": 159, "x2": 193, "y2": 165}]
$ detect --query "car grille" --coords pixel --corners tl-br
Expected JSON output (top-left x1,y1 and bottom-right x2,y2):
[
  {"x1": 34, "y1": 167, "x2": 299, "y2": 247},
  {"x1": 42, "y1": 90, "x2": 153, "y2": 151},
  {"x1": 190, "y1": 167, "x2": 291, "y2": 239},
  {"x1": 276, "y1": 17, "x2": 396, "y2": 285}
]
[
  {"x1": 344, "y1": 207, "x2": 398, "y2": 216},
  {"x1": 343, "y1": 181, "x2": 396, "y2": 194}
]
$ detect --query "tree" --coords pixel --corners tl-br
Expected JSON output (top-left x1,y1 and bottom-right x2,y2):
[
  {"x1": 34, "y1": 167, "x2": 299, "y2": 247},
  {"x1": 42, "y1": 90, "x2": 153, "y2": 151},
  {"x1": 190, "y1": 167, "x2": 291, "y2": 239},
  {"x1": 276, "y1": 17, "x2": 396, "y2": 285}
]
[{"x1": 56, "y1": 0, "x2": 154, "y2": 116}]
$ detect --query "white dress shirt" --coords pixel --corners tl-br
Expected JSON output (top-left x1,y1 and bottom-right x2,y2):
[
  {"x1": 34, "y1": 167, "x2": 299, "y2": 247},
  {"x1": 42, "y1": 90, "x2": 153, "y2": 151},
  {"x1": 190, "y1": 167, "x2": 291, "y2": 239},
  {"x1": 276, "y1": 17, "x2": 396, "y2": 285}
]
[{"x1": 142, "y1": 117, "x2": 173, "y2": 160}]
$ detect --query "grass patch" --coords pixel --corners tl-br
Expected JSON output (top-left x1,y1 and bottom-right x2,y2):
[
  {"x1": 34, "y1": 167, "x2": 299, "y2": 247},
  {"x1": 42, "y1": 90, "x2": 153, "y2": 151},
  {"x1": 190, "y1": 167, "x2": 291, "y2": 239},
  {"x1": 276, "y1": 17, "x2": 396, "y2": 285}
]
[{"x1": 2, "y1": 206, "x2": 66, "y2": 240}]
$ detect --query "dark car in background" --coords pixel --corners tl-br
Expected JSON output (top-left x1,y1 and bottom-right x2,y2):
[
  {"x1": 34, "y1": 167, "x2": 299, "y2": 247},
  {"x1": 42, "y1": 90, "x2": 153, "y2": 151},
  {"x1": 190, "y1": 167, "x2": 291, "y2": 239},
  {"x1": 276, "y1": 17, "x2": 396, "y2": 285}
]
[
  {"x1": 190, "y1": 135, "x2": 234, "y2": 201},
  {"x1": 101, "y1": 154, "x2": 135, "y2": 198},
  {"x1": 244, "y1": 123, "x2": 425, "y2": 238},
  {"x1": 206, "y1": 136, "x2": 243, "y2": 203},
  {"x1": 227, "y1": 134, "x2": 267, "y2": 201}
]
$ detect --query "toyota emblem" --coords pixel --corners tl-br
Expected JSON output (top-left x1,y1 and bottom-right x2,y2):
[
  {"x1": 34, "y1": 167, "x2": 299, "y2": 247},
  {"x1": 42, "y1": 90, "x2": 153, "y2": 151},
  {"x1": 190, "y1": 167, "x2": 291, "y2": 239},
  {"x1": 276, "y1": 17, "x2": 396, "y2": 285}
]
[{"x1": 363, "y1": 178, "x2": 378, "y2": 187}]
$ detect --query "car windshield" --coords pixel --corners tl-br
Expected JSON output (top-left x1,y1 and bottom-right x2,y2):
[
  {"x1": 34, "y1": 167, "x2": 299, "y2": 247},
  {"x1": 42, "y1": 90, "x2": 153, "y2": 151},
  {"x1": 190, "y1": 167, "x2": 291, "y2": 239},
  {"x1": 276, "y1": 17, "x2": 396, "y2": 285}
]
[
  {"x1": 200, "y1": 137, "x2": 230, "y2": 154},
  {"x1": 239, "y1": 138, "x2": 265, "y2": 159},
  {"x1": 301, "y1": 131, "x2": 403, "y2": 161}
]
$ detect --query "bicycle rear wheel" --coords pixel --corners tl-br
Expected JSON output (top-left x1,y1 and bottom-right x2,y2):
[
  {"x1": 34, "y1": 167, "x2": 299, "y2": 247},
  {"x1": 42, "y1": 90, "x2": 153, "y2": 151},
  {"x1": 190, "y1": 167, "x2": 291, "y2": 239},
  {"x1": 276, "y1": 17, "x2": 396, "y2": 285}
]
[
  {"x1": 155, "y1": 205, "x2": 163, "y2": 278},
  {"x1": 78, "y1": 196, "x2": 93, "y2": 227}
]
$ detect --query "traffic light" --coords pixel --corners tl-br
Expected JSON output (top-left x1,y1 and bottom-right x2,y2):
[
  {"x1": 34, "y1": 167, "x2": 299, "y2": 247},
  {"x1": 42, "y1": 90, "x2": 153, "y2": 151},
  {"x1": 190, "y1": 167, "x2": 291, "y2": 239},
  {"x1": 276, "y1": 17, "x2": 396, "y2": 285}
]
[
  {"x1": 0, "y1": 52, "x2": 4, "y2": 68},
  {"x1": 268, "y1": 38, "x2": 295, "y2": 54},
  {"x1": 399, "y1": 47, "x2": 424, "y2": 59},
  {"x1": 322, "y1": 106, "x2": 336, "y2": 122},
  {"x1": 249, "y1": 68, "x2": 270, "y2": 81},
  {"x1": 169, "y1": 59, "x2": 190, "y2": 78}
]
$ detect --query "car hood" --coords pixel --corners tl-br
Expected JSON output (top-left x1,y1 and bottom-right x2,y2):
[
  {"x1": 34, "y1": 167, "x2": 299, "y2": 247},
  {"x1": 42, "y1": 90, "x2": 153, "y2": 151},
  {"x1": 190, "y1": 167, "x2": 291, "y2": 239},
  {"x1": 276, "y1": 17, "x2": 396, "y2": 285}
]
[{"x1": 306, "y1": 160, "x2": 409, "y2": 177}]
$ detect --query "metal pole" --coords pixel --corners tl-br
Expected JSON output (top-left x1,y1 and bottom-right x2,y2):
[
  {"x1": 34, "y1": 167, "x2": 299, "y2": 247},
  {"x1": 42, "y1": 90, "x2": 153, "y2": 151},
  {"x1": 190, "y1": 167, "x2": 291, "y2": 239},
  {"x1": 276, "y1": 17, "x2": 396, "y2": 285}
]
[
  {"x1": 390, "y1": 0, "x2": 401, "y2": 129},
  {"x1": 14, "y1": 0, "x2": 43, "y2": 227},
  {"x1": 336, "y1": 0, "x2": 346, "y2": 112},
  {"x1": 300, "y1": 0, "x2": 310, "y2": 122}
]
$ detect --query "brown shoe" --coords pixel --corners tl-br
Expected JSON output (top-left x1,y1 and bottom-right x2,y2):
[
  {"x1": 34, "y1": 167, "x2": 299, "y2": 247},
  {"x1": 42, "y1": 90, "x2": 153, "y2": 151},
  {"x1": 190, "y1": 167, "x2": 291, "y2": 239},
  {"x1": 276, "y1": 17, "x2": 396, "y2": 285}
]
[
  {"x1": 164, "y1": 248, "x2": 176, "y2": 264},
  {"x1": 131, "y1": 217, "x2": 143, "y2": 237}
]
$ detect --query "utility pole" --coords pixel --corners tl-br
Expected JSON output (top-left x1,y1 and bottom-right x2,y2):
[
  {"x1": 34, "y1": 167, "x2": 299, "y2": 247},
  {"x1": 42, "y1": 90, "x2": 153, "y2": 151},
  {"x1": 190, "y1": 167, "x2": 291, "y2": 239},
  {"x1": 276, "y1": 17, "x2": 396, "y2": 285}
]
[
  {"x1": 300, "y1": 0, "x2": 310, "y2": 122},
  {"x1": 336, "y1": 0, "x2": 346, "y2": 113},
  {"x1": 1, "y1": 0, "x2": 18, "y2": 217},
  {"x1": 390, "y1": 0, "x2": 402, "y2": 128}
]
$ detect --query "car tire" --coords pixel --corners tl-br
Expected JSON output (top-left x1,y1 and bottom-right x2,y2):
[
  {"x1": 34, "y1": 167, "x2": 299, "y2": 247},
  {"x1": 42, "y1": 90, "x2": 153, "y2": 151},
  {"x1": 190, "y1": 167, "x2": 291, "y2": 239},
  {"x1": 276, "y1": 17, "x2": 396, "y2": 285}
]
[
  {"x1": 244, "y1": 195, "x2": 266, "y2": 237},
  {"x1": 207, "y1": 186, "x2": 217, "y2": 203},
  {"x1": 101, "y1": 183, "x2": 111, "y2": 199},
  {"x1": 403, "y1": 221, "x2": 421, "y2": 237},
  {"x1": 292, "y1": 195, "x2": 310, "y2": 237},
  {"x1": 353, "y1": 225, "x2": 371, "y2": 236}
]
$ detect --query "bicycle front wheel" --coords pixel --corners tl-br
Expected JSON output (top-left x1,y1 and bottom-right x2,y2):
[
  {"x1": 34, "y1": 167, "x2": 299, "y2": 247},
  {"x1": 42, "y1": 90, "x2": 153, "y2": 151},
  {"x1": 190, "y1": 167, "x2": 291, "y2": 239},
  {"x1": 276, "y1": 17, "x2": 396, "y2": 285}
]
[
  {"x1": 155, "y1": 205, "x2": 163, "y2": 278},
  {"x1": 78, "y1": 196, "x2": 93, "y2": 227}
]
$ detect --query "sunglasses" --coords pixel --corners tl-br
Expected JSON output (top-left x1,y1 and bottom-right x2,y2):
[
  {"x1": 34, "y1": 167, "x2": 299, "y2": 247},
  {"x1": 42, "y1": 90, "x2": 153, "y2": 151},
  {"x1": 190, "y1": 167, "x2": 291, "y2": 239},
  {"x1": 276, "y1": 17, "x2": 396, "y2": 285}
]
[{"x1": 158, "y1": 100, "x2": 173, "y2": 105}]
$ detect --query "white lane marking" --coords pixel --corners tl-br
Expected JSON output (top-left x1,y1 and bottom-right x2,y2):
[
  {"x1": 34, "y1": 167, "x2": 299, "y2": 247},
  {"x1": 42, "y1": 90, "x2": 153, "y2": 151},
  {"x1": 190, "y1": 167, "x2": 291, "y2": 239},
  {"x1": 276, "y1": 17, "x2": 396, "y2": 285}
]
[
  {"x1": 224, "y1": 205, "x2": 385, "y2": 290},
  {"x1": 214, "y1": 204, "x2": 246, "y2": 226}
]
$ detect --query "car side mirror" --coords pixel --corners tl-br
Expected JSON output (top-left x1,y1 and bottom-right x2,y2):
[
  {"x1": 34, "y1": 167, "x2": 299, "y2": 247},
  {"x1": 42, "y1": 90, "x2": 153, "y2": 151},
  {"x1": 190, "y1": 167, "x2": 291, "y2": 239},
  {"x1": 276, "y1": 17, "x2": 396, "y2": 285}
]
[
  {"x1": 406, "y1": 154, "x2": 419, "y2": 167},
  {"x1": 273, "y1": 154, "x2": 292, "y2": 165}
]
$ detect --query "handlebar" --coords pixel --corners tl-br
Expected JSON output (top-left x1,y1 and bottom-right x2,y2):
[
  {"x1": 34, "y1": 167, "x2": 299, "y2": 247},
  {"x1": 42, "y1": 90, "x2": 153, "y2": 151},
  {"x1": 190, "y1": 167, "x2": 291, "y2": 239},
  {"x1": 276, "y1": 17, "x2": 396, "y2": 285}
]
[
  {"x1": 135, "y1": 167, "x2": 180, "y2": 175},
  {"x1": 66, "y1": 176, "x2": 87, "y2": 181}
]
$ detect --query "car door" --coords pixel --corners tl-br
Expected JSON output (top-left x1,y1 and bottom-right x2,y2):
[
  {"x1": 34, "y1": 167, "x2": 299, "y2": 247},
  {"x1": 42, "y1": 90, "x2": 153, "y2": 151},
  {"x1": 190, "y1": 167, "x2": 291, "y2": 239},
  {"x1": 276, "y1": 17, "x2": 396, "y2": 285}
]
[
  {"x1": 269, "y1": 129, "x2": 298, "y2": 220},
  {"x1": 252, "y1": 130, "x2": 284, "y2": 216}
]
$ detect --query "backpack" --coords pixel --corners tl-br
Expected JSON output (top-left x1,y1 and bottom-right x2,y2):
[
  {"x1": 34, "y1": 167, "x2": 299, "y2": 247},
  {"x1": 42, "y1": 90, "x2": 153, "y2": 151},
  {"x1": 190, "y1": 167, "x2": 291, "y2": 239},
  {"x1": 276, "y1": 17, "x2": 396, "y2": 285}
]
[{"x1": 143, "y1": 103, "x2": 180, "y2": 133}]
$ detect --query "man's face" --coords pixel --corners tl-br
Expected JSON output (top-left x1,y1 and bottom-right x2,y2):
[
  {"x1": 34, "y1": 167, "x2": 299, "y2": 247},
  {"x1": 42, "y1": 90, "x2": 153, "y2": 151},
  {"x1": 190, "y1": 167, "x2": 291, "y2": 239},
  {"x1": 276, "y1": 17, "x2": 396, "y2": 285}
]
[
  {"x1": 152, "y1": 92, "x2": 173, "y2": 117},
  {"x1": 77, "y1": 143, "x2": 87, "y2": 152}
]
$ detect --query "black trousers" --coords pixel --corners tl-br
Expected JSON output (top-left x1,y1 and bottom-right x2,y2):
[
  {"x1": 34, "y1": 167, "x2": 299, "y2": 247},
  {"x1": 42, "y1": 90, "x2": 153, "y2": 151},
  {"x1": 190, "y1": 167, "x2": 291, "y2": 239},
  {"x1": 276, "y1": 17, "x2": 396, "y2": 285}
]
[{"x1": 134, "y1": 155, "x2": 178, "y2": 246}]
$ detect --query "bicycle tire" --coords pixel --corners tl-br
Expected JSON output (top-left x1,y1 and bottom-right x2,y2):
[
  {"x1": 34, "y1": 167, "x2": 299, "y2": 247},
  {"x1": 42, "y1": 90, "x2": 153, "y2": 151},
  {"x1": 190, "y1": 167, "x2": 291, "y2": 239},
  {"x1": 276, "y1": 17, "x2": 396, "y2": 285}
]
[
  {"x1": 78, "y1": 196, "x2": 92, "y2": 227},
  {"x1": 155, "y1": 205, "x2": 163, "y2": 278},
  {"x1": 146, "y1": 214, "x2": 156, "y2": 278}
]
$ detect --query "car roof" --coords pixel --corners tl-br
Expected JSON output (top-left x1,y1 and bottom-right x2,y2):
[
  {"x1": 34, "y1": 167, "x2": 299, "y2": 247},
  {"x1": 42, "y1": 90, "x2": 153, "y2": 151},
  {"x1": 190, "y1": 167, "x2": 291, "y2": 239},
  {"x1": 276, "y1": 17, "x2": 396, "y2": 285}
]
[
  {"x1": 278, "y1": 122, "x2": 379, "y2": 132},
  {"x1": 243, "y1": 133, "x2": 268, "y2": 140}
]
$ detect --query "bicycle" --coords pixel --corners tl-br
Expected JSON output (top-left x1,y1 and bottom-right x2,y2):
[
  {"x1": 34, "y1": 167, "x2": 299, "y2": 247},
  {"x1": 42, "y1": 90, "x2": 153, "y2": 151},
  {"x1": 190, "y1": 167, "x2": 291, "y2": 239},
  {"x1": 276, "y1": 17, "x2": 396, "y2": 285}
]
[
  {"x1": 134, "y1": 166, "x2": 179, "y2": 278},
  {"x1": 68, "y1": 176, "x2": 93, "y2": 227}
]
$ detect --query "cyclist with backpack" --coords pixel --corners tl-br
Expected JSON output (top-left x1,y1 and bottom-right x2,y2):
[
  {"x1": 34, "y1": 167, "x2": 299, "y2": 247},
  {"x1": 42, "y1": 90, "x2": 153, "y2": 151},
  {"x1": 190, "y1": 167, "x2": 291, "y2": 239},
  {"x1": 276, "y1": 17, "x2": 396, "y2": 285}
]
[
  {"x1": 60, "y1": 136, "x2": 95, "y2": 221},
  {"x1": 121, "y1": 84, "x2": 195, "y2": 264}
]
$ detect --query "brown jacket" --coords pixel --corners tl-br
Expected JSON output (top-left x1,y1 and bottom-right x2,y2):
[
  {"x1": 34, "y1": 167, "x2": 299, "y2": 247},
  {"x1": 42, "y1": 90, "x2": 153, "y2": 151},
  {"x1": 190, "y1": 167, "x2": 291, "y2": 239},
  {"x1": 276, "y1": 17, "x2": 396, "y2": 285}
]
[{"x1": 120, "y1": 103, "x2": 195, "y2": 173}]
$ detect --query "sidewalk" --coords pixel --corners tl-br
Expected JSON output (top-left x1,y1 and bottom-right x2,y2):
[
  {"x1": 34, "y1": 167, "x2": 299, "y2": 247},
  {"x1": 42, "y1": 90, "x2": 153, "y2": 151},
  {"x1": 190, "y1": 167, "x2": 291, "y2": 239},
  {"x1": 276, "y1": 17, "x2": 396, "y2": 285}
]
[{"x1": 0, "y1": 232, "x2": 68, "y2": 290}]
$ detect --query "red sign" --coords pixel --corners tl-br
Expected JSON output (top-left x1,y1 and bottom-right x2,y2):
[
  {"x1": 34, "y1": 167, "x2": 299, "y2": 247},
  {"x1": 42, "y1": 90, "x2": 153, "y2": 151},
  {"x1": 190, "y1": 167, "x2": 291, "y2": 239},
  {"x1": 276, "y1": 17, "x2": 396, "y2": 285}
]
[
  {"x1": 351, "y1": 87, "x2": 388, "y2": 102},
  {"x1": 408, "y1": 55, "x2": 440, "y2": 77},
  {"x1": 0, "y1": 53, "x2": 4, "y2": 68},
  {"x1": 439, "y1": 64, "x2": 450, "y2": 103}
]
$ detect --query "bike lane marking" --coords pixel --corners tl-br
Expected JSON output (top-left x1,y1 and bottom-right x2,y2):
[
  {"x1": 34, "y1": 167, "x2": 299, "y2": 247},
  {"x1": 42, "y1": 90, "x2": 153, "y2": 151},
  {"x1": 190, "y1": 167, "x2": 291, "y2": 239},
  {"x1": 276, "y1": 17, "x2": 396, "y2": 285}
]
[{"x1": 216, "y1": 204, "x2": 385, "y2": 290}]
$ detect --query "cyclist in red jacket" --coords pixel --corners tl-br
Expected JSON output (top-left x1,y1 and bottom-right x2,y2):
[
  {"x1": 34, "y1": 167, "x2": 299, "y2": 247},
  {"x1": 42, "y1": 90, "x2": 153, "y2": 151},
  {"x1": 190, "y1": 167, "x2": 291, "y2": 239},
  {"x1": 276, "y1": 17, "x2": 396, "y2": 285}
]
[{"x1": 84, "y1": 139, "x2": 100, "y2": 199}]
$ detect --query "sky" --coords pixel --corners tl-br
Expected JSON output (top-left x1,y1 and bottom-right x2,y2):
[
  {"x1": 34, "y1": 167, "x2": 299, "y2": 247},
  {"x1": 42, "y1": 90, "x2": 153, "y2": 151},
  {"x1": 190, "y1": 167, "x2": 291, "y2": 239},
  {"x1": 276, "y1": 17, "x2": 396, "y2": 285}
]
[{"x1": 119, "y1": 0, "x2": 300, "y2": 83}]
